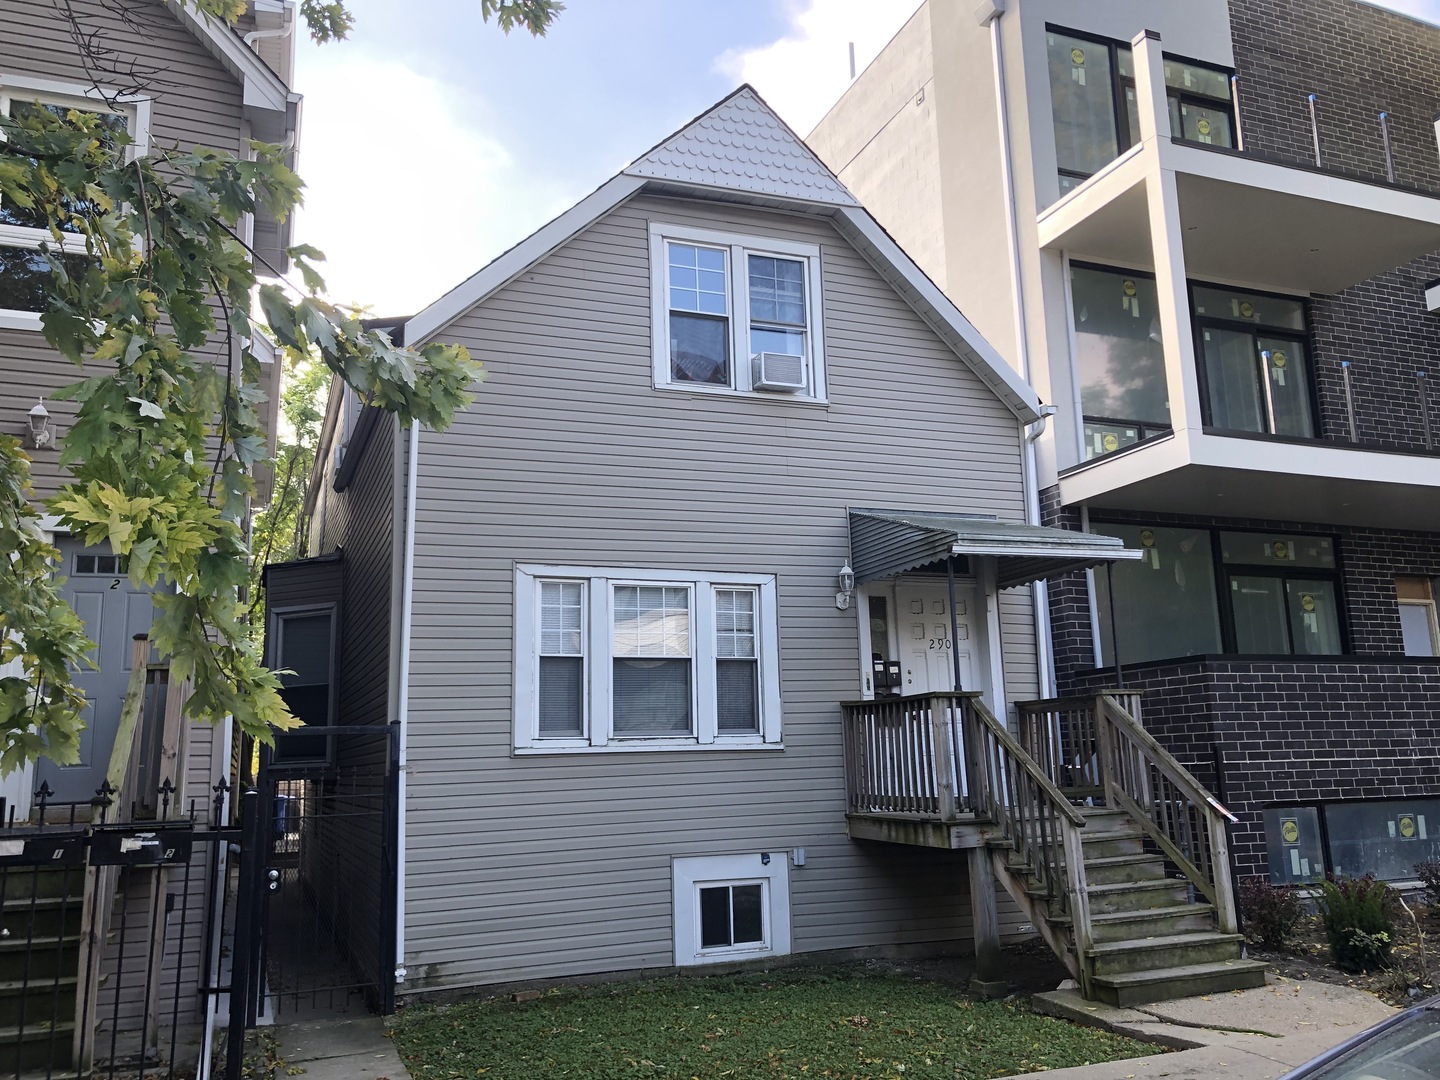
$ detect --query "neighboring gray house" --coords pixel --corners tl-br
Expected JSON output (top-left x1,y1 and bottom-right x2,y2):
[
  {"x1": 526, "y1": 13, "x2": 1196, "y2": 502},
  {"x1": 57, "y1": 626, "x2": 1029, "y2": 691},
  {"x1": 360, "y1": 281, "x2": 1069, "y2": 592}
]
[{"x1": 283, "y1": 87, "x2": 1252, "y2": 1007}]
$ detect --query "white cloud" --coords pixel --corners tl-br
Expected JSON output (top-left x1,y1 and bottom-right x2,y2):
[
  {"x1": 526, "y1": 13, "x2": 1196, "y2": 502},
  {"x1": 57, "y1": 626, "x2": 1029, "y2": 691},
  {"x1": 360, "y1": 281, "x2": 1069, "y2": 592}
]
[
  {"x1": 717, "y1": 0, "x2": 921, "y2": 136},
  {"x1": 291, "y1": 46, "x2": 574, "y2": 315}
]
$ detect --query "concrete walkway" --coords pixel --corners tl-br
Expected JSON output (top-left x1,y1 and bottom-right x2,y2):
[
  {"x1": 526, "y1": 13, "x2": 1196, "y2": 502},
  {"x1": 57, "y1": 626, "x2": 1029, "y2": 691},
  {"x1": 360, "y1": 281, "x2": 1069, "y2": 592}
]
[
  {"x1": 270, "y1": 1017, "x2": 411, "y2": 1080},
  {"x1": 1024, "y1": 977, "x2": 1397, "y2": 1079}
]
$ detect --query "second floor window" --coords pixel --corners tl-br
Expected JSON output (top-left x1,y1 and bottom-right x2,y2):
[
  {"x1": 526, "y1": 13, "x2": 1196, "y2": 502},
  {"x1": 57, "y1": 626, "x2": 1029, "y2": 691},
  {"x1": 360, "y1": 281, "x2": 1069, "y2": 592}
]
[
  {"x1": 0, "y1": 79, "x2": 147, "y2": 329},
  {"x1": 650, "y1": 224, "x2": 826, "y2": 402},
  {"x1": 1191, "y1": 284, "x2": 1315, "y2": 439},
  {"x1": 1046, "y1": 28, "x2": 1234, "y2": 194},
  {"x1": 1070, "y1": 263, "x2": 1172, "y2": 459}
]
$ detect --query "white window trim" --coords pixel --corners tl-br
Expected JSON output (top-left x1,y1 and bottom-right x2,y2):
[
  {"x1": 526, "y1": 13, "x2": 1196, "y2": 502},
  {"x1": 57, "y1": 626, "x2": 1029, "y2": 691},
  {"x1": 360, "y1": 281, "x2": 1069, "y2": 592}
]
[
  {"x1": 1, "y1": 74, "x2": 151, "y2": 331},
  {"x1": 513, "y1": 564, "x2": 782, "y2": 754},
  {"x1": 267, "y1": 603, "x2": 338, "y2": 769},
  {"x1": 648, "y1": 222, "x2": 827, "y2": 404},
  {"x1": 673, "y1": 853, "x2": 791, "y2": 966}
]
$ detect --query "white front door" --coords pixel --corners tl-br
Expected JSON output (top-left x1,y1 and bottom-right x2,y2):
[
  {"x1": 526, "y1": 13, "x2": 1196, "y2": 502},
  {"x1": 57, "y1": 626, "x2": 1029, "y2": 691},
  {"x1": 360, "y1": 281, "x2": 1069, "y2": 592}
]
[{"x1": 893, "y1": 580, "x2": 982, "y2": 698}]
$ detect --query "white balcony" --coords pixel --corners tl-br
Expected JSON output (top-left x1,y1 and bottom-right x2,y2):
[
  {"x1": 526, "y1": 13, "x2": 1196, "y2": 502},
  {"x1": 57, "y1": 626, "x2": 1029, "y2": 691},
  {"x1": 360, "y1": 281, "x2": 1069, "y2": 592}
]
[{"x1": 1057, "y1": 429, "x2": 1440, "y2": 532}]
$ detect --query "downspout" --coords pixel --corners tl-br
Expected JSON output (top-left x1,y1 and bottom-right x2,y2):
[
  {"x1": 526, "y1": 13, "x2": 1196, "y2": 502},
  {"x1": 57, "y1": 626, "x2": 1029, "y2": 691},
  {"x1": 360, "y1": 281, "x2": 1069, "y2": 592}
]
[
  {"x1": 983, "y1": 0, "x2": 1057, "y2": 698},
  {"x1": 393, "y1": 420, "x2": 418, "y2": 986}
]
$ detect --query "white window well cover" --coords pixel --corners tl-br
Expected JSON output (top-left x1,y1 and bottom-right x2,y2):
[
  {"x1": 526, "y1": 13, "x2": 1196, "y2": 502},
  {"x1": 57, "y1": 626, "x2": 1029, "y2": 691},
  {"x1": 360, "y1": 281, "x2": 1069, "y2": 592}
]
[{"x1": 673, "y1": 853, "x2": 791, "y2": 966}]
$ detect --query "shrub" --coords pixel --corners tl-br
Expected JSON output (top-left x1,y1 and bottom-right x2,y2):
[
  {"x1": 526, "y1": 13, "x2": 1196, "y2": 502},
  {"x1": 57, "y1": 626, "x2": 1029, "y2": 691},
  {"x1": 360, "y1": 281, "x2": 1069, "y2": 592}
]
[
  {"x1": 1237, "y1": 877, "x2": 1304, "y2": 950},
  {"x1": 1417, "y1": 861, "x2": 1440, "y2": 911},
  {"x1": 1317, "y1": 874, "x2": 1395, "y2": 972}
]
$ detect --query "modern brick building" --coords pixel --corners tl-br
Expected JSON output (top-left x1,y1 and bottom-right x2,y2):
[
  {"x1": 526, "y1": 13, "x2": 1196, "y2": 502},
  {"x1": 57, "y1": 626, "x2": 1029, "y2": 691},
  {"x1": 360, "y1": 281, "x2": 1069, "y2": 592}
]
[{"x1": 811, "y1": 0, "x2": 1440, "y2": 884}]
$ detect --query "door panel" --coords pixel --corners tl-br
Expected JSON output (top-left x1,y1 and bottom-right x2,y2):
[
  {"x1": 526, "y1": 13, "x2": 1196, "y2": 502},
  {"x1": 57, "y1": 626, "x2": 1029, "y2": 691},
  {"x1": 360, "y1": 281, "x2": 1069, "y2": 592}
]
[
  {"x1": 37, "y1": 540, "x2": 156, "y2": 803},
  {"x1": 893, "y1": 581, "x2": 980, "y2": 697}
]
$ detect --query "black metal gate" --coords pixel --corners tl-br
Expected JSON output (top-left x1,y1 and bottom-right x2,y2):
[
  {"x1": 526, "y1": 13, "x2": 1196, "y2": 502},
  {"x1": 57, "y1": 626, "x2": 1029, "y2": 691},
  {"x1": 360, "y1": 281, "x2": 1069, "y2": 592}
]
[
  {"x1": 233, "y1": 725, "x2": 399, "y2": 1031},
  {"x1": 0, "y1": 780, "x2": 243, "y2": 1080}
]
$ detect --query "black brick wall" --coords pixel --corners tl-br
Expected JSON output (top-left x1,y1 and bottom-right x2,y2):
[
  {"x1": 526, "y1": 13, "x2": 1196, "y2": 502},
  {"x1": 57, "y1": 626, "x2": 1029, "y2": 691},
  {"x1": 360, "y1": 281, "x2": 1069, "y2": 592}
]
[
  {"x1": 1039, "y1": 489, "x2": 1440, "y2": 878},
  {"x1": 1067, "y1": 658, "x2": 1440, "y2": 878},
  {"x1": 1227, "y1": 0, "x2": 1440, "y2": 452}
]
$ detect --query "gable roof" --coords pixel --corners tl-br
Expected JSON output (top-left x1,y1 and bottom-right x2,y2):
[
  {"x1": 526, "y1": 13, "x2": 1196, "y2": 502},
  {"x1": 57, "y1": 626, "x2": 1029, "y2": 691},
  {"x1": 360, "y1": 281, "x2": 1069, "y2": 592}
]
[
  {"x1": 624, "y1": 87, "x2": 857, "y2": 206},
  {"x1": 163, "y1": 0, "x2": 294, "y2": 112},
  {"x1": 404, "y1": 85, "x2": 1042, "y2": 422}
]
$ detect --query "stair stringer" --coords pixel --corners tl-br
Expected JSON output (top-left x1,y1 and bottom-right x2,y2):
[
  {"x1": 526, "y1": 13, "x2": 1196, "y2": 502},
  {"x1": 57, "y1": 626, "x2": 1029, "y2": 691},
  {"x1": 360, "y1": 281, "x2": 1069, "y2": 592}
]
[{"x1": 986, "y1": 844, "x2": 1081, "y2": 985}]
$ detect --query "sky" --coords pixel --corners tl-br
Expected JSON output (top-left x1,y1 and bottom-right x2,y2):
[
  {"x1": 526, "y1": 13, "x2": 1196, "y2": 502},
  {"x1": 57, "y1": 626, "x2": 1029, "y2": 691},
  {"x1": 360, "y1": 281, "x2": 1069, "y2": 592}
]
[{"x1": 290, "y1": 0, "x2": 1440, "y2": 317}]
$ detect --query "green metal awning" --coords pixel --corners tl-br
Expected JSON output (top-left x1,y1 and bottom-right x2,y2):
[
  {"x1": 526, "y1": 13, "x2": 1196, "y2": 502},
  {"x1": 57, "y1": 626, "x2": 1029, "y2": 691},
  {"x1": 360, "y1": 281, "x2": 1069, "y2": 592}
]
[{"x1": 849, "y1": 508, "x2": 1143, "y2": 589}]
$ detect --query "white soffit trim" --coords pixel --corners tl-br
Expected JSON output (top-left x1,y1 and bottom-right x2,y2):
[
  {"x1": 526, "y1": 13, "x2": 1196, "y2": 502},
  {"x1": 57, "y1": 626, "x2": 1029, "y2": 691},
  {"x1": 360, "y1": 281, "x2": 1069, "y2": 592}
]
[
  {"x1": 623, "y1": 86, "x2": 858, "y2": 208},
  {"x1": 162, "y1": 0, "x2": 291, "y2": 111},
  {"x1": 831, "y1": 207, "x2": 1042, "y2": 422},
  {"x1": 405, "y1": 174, "x2": 646, "y2": 344}
]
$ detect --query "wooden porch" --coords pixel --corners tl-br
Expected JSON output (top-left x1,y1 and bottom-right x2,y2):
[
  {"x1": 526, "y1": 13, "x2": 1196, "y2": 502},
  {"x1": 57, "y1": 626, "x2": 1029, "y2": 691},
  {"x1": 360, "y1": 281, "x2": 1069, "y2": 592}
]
[{"x1": 840, "y1": 690, "x2": 1262, "y2": 1004}]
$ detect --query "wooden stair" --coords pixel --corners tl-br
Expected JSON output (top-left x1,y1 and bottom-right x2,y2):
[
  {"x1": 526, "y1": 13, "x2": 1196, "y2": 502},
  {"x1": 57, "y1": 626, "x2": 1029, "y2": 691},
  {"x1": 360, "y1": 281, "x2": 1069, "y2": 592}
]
[
  {"x1": 1000, "y1": 807, "x2": 1266, "y2": 1006},
  {"x1": 0, "y1": 864, "x2": 86, "y2": 1075}
]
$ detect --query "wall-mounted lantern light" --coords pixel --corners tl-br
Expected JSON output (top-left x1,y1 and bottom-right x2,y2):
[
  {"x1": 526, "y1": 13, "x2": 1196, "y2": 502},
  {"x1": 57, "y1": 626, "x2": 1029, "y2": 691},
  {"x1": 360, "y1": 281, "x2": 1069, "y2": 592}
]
[
  {"x1": 27, "y1": 399, "x2": 52, "y2": 449},
  {"x1": 835, "y1": 564, "x2": 856, "y2": 610}
]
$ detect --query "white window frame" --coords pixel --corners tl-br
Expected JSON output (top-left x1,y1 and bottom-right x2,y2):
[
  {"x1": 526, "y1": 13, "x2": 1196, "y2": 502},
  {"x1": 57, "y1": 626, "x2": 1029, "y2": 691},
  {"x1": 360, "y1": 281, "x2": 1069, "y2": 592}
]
[
  {"x1": 648, "y1": 222, "x2": 827, "y2": 403},
  {"x1": 0, "y1": 75, "x2": 151, "y2": 331},
  {"x1": 513, "y1": 564, "x2": 783, "y2": 753},
  {"x1": 672, "y1": 853, "x2": 791, "y2": 966}
]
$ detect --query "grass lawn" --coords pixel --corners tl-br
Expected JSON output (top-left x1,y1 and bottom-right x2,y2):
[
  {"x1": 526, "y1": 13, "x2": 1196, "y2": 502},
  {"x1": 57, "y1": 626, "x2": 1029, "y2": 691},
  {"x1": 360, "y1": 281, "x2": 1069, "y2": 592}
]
[{"x1": 389, "y1": 966, "x2": 1158, "y2": 1080}]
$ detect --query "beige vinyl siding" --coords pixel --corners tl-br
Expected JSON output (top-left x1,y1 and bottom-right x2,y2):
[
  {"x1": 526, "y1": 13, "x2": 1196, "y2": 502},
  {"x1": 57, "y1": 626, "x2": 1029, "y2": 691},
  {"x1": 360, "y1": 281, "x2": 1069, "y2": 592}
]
[
  {"x1": 0, "y1": 0, "x2": 249, "y2": 501},
  {"x1": 401, "y1": 192, "x2": 1034, "y2": 992}
]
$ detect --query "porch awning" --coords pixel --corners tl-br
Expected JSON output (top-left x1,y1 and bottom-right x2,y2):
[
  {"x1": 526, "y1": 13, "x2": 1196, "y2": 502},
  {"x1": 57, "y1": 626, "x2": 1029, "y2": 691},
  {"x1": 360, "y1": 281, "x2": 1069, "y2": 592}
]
[{"x1": 849, "y1": 508, "x2": 1143, "y2": 589}]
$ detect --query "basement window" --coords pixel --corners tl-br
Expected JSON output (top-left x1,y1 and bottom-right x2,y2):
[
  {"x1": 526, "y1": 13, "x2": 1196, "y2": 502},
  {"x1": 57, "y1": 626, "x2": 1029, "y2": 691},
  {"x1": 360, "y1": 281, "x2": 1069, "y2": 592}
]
[{"x1": 673, "y1": 853, "x2": 790, "y2": 966}]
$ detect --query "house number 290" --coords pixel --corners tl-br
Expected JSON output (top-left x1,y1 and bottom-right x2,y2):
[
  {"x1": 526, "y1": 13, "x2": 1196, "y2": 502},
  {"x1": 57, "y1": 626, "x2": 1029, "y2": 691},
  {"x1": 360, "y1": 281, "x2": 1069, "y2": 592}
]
[{"x1": 928, "y1": 637, "x2": 951, "y2": 650}]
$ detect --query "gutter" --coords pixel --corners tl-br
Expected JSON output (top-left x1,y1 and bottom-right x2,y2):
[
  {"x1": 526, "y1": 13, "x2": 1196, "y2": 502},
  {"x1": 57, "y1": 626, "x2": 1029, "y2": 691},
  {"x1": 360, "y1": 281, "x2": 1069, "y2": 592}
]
[
  {"x1": 981, "y1": 0, "x2": 1057, "y2": 698},
  {"x1": 393, "y1": 419, "x2": 417, "y2": 988}
]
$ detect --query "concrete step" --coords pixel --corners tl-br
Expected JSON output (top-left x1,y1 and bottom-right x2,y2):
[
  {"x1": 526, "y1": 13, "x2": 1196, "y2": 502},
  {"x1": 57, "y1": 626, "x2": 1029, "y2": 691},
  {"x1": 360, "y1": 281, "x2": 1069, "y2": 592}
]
[
  {"x1": 0, "y1": 1020, "x2": 77, "y2": 1074},
  {"x1": 1077, "y1": 808, "x2": 1135, "y2": 835},
  {"x1": 1088, "y1": 904, "x2": 1218, "y2": 943},
  {"x1": 0, "y1": 937, "x2": 81, "y2": 982},
  {"x1": 1084, "y1": 878, "x2": 1192, "y2": 914},
  {"x1": 0, "y1": 868, "x2": 84, "y2": 904},
  {"x1": 0, "y1": 976, "x2": 77, "y2": 1029},
  {"x1": 1087, "y1": 931, "x2": 1245, "y2": 976},
  {"x1": 1090, "y1": 959, "x2": 1268, "y2": 1007},
  {"x1": 1081, "y1": 854, "x2": 1166, "y2": 885},
  {"x1": 1079, "y1": 830, "x2": 1145, "y2": 859},
  {"x1": 1, "y1": 896, "x2": 85, "y2": 940}
]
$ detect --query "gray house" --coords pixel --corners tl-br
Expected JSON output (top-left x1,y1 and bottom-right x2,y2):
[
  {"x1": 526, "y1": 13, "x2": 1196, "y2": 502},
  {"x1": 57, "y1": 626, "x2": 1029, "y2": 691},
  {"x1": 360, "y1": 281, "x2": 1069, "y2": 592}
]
[{"x1": 279, "y1": 87, "x2": 1254, "y2": 1008}]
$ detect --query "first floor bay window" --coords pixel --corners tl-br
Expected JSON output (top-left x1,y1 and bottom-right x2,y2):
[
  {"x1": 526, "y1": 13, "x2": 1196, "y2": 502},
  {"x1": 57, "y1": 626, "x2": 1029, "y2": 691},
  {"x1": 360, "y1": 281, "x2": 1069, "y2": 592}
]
[{"x1": 515, "y1": 566, "x2": 781, "y2": 752}]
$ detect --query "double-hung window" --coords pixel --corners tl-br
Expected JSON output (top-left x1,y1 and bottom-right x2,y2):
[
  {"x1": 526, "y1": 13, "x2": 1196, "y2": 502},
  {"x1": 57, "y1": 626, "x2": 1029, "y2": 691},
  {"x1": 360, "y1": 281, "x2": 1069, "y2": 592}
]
[
  {"x1": 0, "y1": 77, "x2": 149, "y2": 330},
  {"x1": 515, "y1": 565, "x2": 781, "y2": 752},
  {"x1": 650, "y1": 224, "x2": 825, "y2": 401}
]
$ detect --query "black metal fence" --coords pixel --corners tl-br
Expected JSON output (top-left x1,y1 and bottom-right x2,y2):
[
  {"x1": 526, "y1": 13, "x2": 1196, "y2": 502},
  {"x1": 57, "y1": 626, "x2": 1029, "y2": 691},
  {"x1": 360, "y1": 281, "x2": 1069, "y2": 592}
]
[{"x1": 0, "y1": 723, "x2": 399, "y2": 1080}]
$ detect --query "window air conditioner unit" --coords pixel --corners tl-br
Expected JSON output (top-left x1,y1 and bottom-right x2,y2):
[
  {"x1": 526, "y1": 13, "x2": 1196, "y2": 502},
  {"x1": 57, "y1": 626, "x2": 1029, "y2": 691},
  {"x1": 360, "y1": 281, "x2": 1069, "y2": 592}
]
[{"x1": 752, "y1": 351, "x2": 807, "y2": 393}]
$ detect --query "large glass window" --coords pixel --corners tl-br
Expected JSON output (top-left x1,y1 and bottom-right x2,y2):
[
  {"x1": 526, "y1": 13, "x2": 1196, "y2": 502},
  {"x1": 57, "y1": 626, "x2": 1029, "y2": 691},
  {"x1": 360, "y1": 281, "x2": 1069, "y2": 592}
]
[
  {"x1": 1094, "y1": 525, "x2": 1222, "y2": 665},
  {"x1": 1220, "y1": 532, "x2": 1342, "y2": 655},
  {"x1": 1193, "y1": 285, "x2": 1315, "y2": 439},
  {"x1": 1070, "y1": 265, "x2": 1171, "y2": 458},
  {"x1": 1326, "y1": 799, "x2": 1440, "y2": 881},
  {"x1": 1047, "y1": 31, "x2": 1121, "y2": 189},
  {"x1": 1095, "y1": 526, "x2": 1345, "y2": 663},
  {"x1": 1045, "y1": 30, "x2": 1234, "y2": 191},
  {"x1": 612, "y1": 585, "x2": 693, "y2": 736}
]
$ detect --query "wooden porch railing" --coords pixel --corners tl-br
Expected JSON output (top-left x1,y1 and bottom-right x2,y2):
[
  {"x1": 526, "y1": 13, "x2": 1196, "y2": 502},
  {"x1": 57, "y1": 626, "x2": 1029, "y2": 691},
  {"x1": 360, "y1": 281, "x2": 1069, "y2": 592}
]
[
  {"x1": 965, "y1": 697, "x2": 1092, "y2": 991},
  {"x1": 840, "y1": 693, "x2": 974, "y2": 822},
  {"x1": 1095, "y1": 693, "x2": 1239, "y2": 932},
  {"x1": 1017, "y1": 691, "x2": 1239, "y2": 934}
]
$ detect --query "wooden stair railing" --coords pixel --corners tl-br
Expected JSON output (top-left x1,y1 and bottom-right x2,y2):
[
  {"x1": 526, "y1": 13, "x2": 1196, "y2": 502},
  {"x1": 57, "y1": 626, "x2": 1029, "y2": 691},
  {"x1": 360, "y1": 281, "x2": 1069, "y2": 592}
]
[
  {"x1": 1094, "y1": 693, "x2": 1240, "y2": 933},
  {"x1": 965, "y1": 698, "x2": 1093, "y2": 996}
]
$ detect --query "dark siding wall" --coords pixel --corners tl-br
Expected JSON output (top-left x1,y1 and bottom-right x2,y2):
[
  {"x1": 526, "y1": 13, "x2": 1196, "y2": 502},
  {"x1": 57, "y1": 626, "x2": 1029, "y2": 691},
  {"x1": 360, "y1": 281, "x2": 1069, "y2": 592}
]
[{"x1": 1227, "y1": 0, "x2": 1440, "y2": 453}]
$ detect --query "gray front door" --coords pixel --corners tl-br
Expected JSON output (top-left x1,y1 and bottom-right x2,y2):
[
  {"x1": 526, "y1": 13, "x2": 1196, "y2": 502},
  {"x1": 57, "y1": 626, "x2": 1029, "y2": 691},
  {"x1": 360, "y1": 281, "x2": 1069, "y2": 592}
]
[{"x1": 36, "y1": 539, "x2": 155, "y2": 803}]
